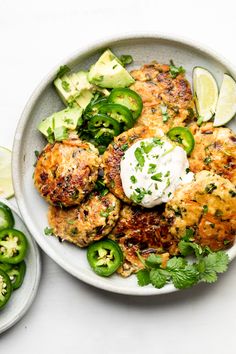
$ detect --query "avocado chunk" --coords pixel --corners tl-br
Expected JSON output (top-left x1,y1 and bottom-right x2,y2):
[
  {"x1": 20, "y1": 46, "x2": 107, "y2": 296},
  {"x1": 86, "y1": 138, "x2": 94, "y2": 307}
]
[
  {"x1": 38, "y1": 107, "x2": 83, "y2": 139},
  {"x1": 69, "y1": 71, "x2": 93, "y2": 93},
  {"x1": 38, "y1": 115, "x2": 54, "y2": 137},
  {"x1": 54, "y1": 71, "x2": 95, "y2": 108},
  {"x1": 75, "y1": 89, "x2": 93, "y2": 109},
  {"x1": 53, "y1": 106, "x2": 83, "y2": 130},
  {"x1": 54, "y1": 76, "x2": 79, "y2": 105},
  {"x1": 88, "y1": 49, "x2": 135, "y2": 88}
]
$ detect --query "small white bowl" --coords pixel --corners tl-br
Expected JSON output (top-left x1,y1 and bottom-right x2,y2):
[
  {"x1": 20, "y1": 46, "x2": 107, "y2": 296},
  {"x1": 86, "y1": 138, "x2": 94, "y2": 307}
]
[
  {"x1": 0, "y1": 199, "x2": 41, "y2": 334},
  {"x1": 12, "y1": 34, "x2": 236, "y2": 295}
]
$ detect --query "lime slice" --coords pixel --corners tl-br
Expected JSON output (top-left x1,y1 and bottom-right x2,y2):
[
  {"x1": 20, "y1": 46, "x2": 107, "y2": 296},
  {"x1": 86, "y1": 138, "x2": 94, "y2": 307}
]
[
  {"x1": 193, "y1": 66, "x2": 218, "y2": 122},
  {"x1": 213, "y1": 74, "x2": 236, "y2": 127},
  {"x1": 0, "y1": 146, "x2": 14, "y2": 199}
]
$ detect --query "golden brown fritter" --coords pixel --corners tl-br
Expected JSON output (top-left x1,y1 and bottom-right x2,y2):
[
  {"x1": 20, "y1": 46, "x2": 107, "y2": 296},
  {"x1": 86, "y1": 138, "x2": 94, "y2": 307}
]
[
  {"x1": 188, "y1": 123, "x2": 236, "y2": 184},
  {"x1": 164, "y1": 171, "x2": 236, "y2": 251},
  {"x1": 48, "y1": 192, "x2": 121, "y2": 247},
  {"x1": 130, "y1": 62, "x2": 196, "y2": 132},
  {"x1": 34, "y1": 139, "x2": 100, "y2": 207},
  {"x1": 102, "y1": 125, "x2": 164, "y2": 203},
  {"x1": 110, "y1": 205, "x2": 178, "y2": 277}
]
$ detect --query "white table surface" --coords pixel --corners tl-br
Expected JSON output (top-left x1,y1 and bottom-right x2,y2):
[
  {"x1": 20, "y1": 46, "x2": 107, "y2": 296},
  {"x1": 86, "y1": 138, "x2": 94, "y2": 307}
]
[{"x1": 1, "y1": 0, "x2": 236, "y2": 353}]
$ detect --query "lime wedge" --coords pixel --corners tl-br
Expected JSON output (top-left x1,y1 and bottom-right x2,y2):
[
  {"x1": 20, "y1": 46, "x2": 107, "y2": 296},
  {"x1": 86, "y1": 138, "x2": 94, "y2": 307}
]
[
  {"x1": 213, "y1": 74, "x2": 236, "y2": 126},
  {"x1": 0, "y1": 146, "x2": 14, "y2": 199},
  {"x1": 193, "y1": 66, "x2": 218, "y2": 122}
]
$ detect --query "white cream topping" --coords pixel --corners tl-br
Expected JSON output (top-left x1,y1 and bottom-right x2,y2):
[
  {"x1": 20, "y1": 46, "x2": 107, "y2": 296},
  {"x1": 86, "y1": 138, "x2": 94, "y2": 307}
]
[{"x1": 120, "y1": 137, "x2": 193, "y2": 208}]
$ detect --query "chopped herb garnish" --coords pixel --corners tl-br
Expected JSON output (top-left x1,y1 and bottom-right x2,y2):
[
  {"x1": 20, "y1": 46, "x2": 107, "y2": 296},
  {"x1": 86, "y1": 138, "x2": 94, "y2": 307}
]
[
  {"x1": 204, "y1": 156, "x2": 212, "y2": 165},
  {"x1": 140, "y1": 141, "x2": 155, "y2": 154},
  {"x1": 169, "y1": 60, "x2": 185, "y2": 78},
  {"x1": 151, "y1": 172, "x2": 162, "y2": 182},
  {"x1": 185, "y1": 168, "x2": 190, "y2": 174},
  {"x1": 61, "y1": 80, "x2": 70, "y2": 92},
  {"x1": 44, "y1": 227, "x2": 54, "y2": 236},
  {"x1": 205, "y1": 183, "x2": 217, "y2": 194},
  {"x1": 134, "y1": 147, "x2": 145, "y2": 168},
  {"x1": 121, "y1": 143, "x2": 129, "y2": 151},
  {"x1": 160, "y1": 105, "x2": 170, "y2": 122},
  {"x1": 130, "y1": 175, "x2": 137, "y2": 184},
  {"x1": 119, "y1": 54, "x2": 133, "y2": 66},
  {"x1": 55, "y1": 65, "x2": 71, "y2": 79},
  {"x1": 100, "y1": 211, "x2": 109, "y2": 218},
  {"x1": 166, "y1": 178, "x2": 170, "y2": 187},
  {"x1": 168, "y1": 192, "x2": 172, "y2": 197},
  {"x1": 202, "y1": 205, "x2": 208, "y2": 214},
  {"x1": 34, "y1": 150, "x2": 39, "y2": 158},
  {"x1": 164, "y1": 171, "x2": 170, "y2": 177},
  {"x1": 148, "y1": 164, "x2": 156, "y2": 174},
  {"x1": 130, "y1": 188, "x2": 150, "y2": 204}
]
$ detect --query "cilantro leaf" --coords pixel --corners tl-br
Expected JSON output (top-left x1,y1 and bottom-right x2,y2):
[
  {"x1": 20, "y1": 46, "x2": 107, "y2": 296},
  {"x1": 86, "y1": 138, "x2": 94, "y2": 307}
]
[
  {"x1": 178, "y1": 240, "x2": 203, "y2": 258},
  {"x1": 166, "y1": 256, "x2": 187, "y2": 270},
  {"x1": 150, "y1": 269, "x2": 168, "y2": 289},
  {"x1": 171, "y1": 265, "x2": 199, "y2": 289},
  {"x1": 136, "y1": 269, "x2": 150, "y2": 286},
  {"x1": 145, "y1": 254, "x2": 163, "y2": 268},
  {"x1": 197, "y1": 251, "x2": 229, "y2": 283}
]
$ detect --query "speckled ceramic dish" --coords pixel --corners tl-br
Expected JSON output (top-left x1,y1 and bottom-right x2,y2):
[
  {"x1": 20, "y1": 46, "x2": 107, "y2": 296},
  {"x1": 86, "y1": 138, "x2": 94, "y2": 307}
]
[
  {"x1": 12, "y1": 34, "x2": 236, "y2": 295},
  {"x1": 0, "y1": 199, "x2": 41, "y2": 333}
]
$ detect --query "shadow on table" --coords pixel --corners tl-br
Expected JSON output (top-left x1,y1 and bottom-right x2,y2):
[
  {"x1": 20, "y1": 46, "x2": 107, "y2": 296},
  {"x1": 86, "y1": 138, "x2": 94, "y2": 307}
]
[{"x1": 73, "y1": 261, "x2": 235, "y2": 310}]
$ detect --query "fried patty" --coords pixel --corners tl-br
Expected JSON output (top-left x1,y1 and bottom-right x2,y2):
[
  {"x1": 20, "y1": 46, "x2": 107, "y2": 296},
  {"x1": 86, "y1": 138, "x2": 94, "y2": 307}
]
[
  {"x1": 188, "y1": 123, "x2": 236, "y2": 184},
  {"x1": 102, "y1": 125, "x2": 164, "y2": 203},
  {"x1": 110, "y1": 205, "x2": 178, "y2": 277},
  {"x1": 164, "y1": 170, "x2": 236, "y2": 251},
  {"x1": 130, "y1": 62, "x2": 196, "y2": 132},
  {"x1": 34, "y1": 139, "x2": 100, "y2": 207},
  {"x1": 48, "y1": 192, "x2": 121, "y2": 247}
]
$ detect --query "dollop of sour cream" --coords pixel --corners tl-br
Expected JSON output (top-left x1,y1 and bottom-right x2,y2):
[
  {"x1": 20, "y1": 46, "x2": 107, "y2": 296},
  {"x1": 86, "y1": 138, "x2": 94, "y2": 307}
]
[{"x1": 120, "y1": 137, "x2": 193, "y2": 208}]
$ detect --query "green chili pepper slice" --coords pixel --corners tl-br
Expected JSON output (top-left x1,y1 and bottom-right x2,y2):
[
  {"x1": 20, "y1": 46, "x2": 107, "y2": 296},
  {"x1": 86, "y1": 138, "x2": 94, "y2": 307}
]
[
  {"x1": 0, "y1": 229, "x2": 28, "y2": 264},
  {"x1": 84, "y1": 98, "x2": 108, "y2": 118},
  {"x1": 7, "y1": 261, "x2": 26, "y2": 290},
  {"x1": 0, "y1": 269, "x2": 12, "y2": 310},
  {"x1": 88, "y1": 114, "x2": 121, "y2": 136},
  {"x1": 167, "y1": 127, "x2": 195, "y2": 155},
  {"x1": 0, "y1": 262, "x2": 13, "y2": 272},
  {"x1": 0, "y1": 202, "x2": 14, "y2": 231},
  {"x1": 108, "y1": 88, "x2": 143, "y2": 120},
  {"x1": 98, "y1": 103, "x2": 134, "y2": 130},
  {"x1": 87, "y1": 239, "x2": 123, "y2": 277}
]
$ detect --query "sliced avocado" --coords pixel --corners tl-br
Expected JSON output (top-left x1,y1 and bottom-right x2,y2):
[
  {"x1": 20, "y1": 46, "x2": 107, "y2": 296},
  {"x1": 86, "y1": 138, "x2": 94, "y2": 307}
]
[
  {"x1": 69, "y1": 71, "x2": 93, "y2": 93},
  {"x1": 54, "y1": 126, "x2": 69, "y2": 141},
  {"x1": 38, "y1": 115, "x2": 54, "y2": 137},
  {"x1": 53, "y1": 106, "x2": 83, "y2": 130},
  {"x1": 38, "y1": 107, "x2": 83, "y2": 140},
  {"x1": 88, "y1": 49, "x2": 135, "y2": 88},
  {"x1": 54, "y1": 76, "x2": 79, "y2": 105},
  {"x1": 75, "y1": 90, "x2": 93, "y2": 109}
]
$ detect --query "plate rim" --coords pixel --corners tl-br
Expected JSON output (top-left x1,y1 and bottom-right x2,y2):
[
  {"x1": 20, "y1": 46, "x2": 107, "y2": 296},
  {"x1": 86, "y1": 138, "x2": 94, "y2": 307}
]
[
  {"x1": 0, "y1": 198, "x2": 41, "y2": 334},
  {"x1": 12, "y1": 32, "x2": 236, "y2": 296}
]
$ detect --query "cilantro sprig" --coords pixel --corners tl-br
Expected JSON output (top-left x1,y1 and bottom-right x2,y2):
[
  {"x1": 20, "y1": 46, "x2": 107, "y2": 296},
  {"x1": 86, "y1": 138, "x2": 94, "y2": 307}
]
[
  {"x1": 169, "y1": 60, "x2": 185, "y2": 78},
  {"x1": 136, "y1": 242, "x2": 229, "y2": 289}
]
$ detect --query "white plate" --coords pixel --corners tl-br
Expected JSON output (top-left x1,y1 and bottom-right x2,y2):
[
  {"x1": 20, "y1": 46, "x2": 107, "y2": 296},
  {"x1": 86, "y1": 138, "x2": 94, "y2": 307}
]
[
  {"x1": 12, "y1": 34, "x2": 236, "y2": 295},
  {"x1": 0, "y1": 199, "x2": 41, "y2": 333}
]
